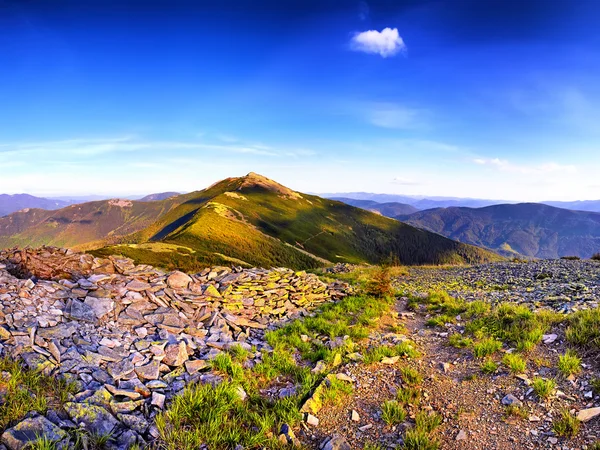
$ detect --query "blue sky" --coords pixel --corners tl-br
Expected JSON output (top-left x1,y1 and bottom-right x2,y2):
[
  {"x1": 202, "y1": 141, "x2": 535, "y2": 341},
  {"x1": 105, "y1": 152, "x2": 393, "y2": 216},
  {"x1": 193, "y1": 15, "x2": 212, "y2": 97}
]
[{"x1": 1, "y1": 0, "x2": 600, "y2": 200}]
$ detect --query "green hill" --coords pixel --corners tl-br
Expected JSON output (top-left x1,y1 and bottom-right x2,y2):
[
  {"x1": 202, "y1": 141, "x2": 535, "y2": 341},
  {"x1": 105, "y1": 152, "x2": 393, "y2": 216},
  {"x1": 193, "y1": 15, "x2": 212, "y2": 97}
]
[
  {"x1": 93, "y1": 173, "x2": 500, "y2": 269},
  {"x1": 0, "y1": 173, "x2": 500, "y2": 270}
]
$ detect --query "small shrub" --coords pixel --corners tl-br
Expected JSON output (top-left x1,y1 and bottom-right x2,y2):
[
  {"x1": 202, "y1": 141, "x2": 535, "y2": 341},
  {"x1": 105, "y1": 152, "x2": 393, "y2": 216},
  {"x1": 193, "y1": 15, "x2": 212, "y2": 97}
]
[
  {"x1": 481, "y1": 358, "x2": 498, "y2": 374},
  {"x1": 403, "y1": 429, "x2": 439, "y2": 450},
  {"x1": 561, "y1": 256, "x2": 581, "y2": 261},
  {"x1": 553, "y1": 410, "x2": 580, "y2": 437},
  {"x1": 592, "y1": 253, "x2": 600, "y2": 261},
  {"x1": 381, "y1": 400, "x2": 406, "y2": 425},
  {"x1": 503, "y1": 353, "x2": 526, "y2": 374},
  {"x1": 558, "y1": 349, "x2": 581, "y2": 377},
  {"x1": 532, "y1": 377, "x2": 556, "y2": 399},
  {"x1": 367, "y1": 266, "x2": 394, "y2": 298},
  {"x1": 473, "y1": 337, "x2": 502, "y2": 358}
]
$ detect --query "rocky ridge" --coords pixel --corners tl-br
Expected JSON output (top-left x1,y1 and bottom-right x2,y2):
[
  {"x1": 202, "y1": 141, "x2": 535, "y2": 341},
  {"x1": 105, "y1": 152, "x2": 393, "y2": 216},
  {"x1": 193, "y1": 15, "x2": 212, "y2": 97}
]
[
  {"x1": 0, "y1": 247, "x2": 350, "y2": 450},
  {"x1": 398, "y1": 259, "x2": 600, "y2": 313}
]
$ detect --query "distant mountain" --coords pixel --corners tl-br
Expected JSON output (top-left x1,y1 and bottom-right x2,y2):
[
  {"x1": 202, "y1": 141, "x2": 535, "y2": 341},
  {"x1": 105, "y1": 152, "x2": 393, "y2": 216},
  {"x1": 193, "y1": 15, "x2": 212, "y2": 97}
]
[
  {"x1": 543, "y1": 200, "x2": 600, "y2": 213},
  {"x1": 0, "y1": 194, "x2": 70, "y2": 217},
  {"x1": 330, "y1": 197, "x2": 418, "y2": 217},
  {"x1": 139, "y1": 192, "x2": 180, "y2": 202},
  {"x1": 0, "y1": 173, "x2": 500, "y2": 270},
  {"x1": 0, "y1": 197, "x2": 188, "y2": 250},
  {"x1": 322, "y1": 192, "x2": 514, "y2": 210},
  {"x1": 398, "y1": 203, "x2": 600, "y2": 259}
]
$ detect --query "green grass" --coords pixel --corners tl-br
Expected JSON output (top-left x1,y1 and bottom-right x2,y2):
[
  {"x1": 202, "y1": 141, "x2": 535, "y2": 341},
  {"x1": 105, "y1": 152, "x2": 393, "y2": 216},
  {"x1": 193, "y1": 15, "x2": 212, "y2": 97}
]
[
  {"x1": 532, "y1": 377, "x2": 556, "y2": 400},
  {"x1": 364, "y1": 443, "x2": 385, "y2": 450},
  {"x1": 403, "y1": 429, "x2": 439, "y2": 450},
  {"x1": 502, "y1": 353, "x2": 527, "y2": 374},
  {"x1": 400, "y1": 367, "x2": 423, "y2": 386},
  {"x1": 0, "y1": 358, "x2": 78, "y2": 431},
  {"x1": 503, "y1": 405, "x2": 527, "y2": 420},
  {"x1": 473, "y1": 337, "x2": 502, "y2": 358},
  {"x1": 553, "y1": 410, "x2": 580, "y2": 437},
  {"x1": 480, "y1": 358, "x2": 498, "y2": 374},
  {"x1": 558, "y1": 349, "x2": 581, "y2": 377},
  {"x1": 448, "y1": 333, "x2": 473, "y2": 348},
  {"x1": 155, "y1": 381, "x2": 287, "y2": 450},
  {"x1": 414, "y1": 411, "x2": 442, "y2": 433},
  {"x1": 381, "y1": 400, "x2": 407, "y2": 425}
]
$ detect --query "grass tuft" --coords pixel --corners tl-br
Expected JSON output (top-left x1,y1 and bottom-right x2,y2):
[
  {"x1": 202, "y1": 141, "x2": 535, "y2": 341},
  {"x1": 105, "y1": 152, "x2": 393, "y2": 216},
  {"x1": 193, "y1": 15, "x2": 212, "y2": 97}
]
[
  {"x1": 532, "y1": 377, "x2": 556, "y2": 400},
  {"x1": 558, "y1": 349, "x2": 581, "y2": 377},
  {"x1": 381, "y1": 400, "x2": 407, "y2": 425},
  {"x1": 502, "y1": 353, "x2": 527, "y2": 374},
  {"x1": 553, "y1": 410, "x2": 581, "y2": 437}
]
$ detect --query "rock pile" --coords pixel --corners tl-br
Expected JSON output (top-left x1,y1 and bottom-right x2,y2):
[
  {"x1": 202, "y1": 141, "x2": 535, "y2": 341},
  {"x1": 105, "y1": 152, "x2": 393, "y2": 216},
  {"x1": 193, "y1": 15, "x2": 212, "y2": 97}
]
[{"x1": 0, "y1": 247, "x2": 351, "y2": 450}]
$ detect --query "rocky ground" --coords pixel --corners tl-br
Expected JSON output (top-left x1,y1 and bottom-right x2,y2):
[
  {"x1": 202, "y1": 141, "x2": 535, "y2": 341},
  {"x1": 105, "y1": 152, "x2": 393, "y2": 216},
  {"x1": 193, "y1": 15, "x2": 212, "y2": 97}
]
[
  {"x1": 2, "y1": 252, "x2": 600, "y2": 450},
  {"x1": 397, "y1": 259, "x2": 600, "y2": 313},
  {"x1": 0, "y1": 247, "x2": 349, "y2": 450}
]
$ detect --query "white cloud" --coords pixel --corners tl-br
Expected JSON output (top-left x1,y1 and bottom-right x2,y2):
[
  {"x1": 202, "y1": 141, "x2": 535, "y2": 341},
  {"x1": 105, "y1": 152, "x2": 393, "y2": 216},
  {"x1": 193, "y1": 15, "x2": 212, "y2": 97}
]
[
  {"x1": 473, "y1": 158, "x2": 577, "y2": 175},
  {"x1": 350, "y1": 28, "x2": 406, "y2": 58}
]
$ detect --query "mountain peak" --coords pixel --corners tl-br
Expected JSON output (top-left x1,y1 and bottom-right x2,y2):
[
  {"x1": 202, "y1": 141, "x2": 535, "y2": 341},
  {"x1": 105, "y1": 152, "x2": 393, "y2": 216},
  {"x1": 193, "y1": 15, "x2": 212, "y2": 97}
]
[{"x1": 237, "y1": 172, "x2": 302, "y2": 199}]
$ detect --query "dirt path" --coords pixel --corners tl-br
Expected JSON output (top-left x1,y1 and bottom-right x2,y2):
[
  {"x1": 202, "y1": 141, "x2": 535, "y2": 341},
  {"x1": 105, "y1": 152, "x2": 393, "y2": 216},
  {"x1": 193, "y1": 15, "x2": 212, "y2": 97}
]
[{"x1": 298, "y1": 297, "x2": 600, "y2": 449}]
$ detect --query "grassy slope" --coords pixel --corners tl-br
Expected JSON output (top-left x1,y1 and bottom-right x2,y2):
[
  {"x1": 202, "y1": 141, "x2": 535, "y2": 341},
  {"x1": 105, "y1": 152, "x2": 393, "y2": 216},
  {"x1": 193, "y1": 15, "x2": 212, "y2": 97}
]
[{"x1": 97, "y1": 174, "x2": 500, "y2": 270}]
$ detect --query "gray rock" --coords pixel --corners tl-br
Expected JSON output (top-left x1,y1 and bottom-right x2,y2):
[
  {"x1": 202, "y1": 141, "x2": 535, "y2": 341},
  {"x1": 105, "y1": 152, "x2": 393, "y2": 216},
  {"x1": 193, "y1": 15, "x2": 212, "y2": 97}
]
[
  {"x1": 83, "y1": 296, "x2": 115, "y2": 319},
  {"x1": 320, "y1": 435, "x2": 351, "y2": 450},
  {"x1": 501, "y1": 394, "x2": 522, "y2": 407},
  {"x1": 64, "y1": 402, "x2": 118, "y2": 436},
  {"x1": 1, "y1": 416, "x2": 67, "y2": 450}
]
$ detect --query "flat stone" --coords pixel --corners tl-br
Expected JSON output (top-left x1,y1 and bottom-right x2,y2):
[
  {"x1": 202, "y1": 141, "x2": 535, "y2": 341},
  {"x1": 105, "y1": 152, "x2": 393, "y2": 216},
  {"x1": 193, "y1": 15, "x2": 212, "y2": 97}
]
[
  {"x1": 381, "y1": 356, "x2": 400, "y2": 365},
  {"x1": 185, "y1": 359, "x2": 209, "y2": 375},
  {"x1": 305, "y1": 413, "x2": 319, "y2": 426},
  {"x1": 83, "y1": 296, "x2": 115, "y2": 319},
  {"x1": 351, "y1": 410, "x2": 360, "y2": 422},
  {"x1": 167, "y1": 271, "x2": 192, "y2": 290},
  {"x1": 456, "y1": 430, "x2": 467, "y2": 441},
  {"x1": 320, "y1": 434, "x2": 351, "y2": 450},
  {"x1": 135, "y1": 360, "x2": 161, "y2": 381},
  {"x1": 1, "y1": 416, "x2": 67, "y2": 450},
  {"x1": 577, "y1": 407, "x2": 600, "y2": 422},
  {"x1": 163, "y1": 341, "x2": 188, "y2": 367},
  {"x1": 542, "y1": 334, "x2": 558, "y2": 344},
  {"x1": 66, "y1": 300, "x2": 97, "y2": 322},
  {"x1": 107, "y1": 359, "x2": 135, "y2": 380},
  {"x1": 151, "y1": 392, "x2": 166, "y2": 409},
  {"x1": 501, "y1": 394, "x2": 522, "y2": 407},
  {"x1": 126, "y1": 280, "x2": 151, "y2": 292}
]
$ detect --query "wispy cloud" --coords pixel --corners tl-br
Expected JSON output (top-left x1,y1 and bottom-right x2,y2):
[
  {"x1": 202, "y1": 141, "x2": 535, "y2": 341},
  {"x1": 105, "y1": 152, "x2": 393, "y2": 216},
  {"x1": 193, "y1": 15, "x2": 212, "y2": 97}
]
[
  {"x1": 350, "y1": 27, "x2": 406, "y2": 58},
  {"x1": 473, "y1": 158, "x2": 577, "y2": 175},
  {"x1": 367, "y1": 103, "x2": 426, "y2": 129}
]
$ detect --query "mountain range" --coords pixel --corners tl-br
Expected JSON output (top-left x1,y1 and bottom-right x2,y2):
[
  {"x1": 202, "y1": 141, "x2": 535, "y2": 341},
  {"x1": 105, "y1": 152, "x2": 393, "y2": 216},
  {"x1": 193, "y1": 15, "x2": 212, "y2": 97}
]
[
  {"x1": 396, "y1": 203, "x2": 600, "y2": 259},
  {"x1": 0, "y1": 173, "x2": 499, "y2": 270},
  {"x1": 323, "y1": 193, "x2": 600, "y2": 213}
]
